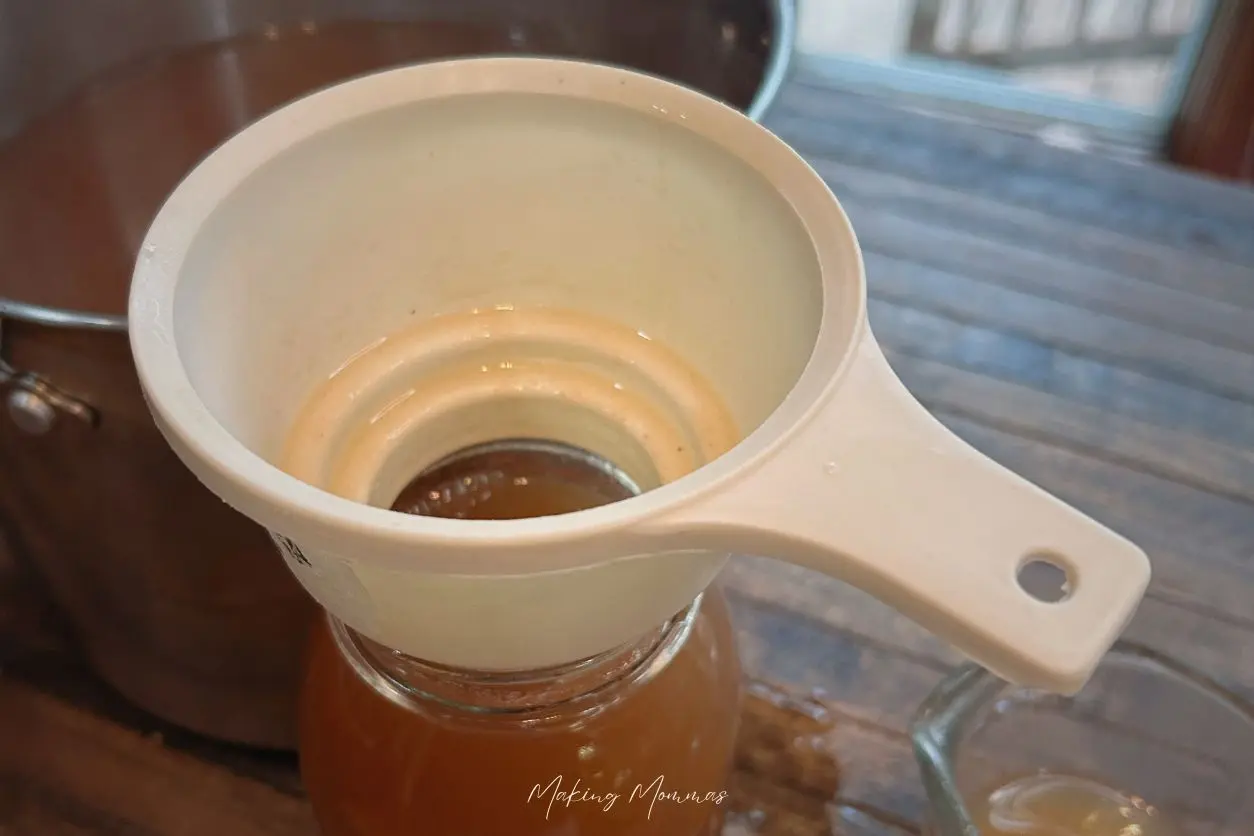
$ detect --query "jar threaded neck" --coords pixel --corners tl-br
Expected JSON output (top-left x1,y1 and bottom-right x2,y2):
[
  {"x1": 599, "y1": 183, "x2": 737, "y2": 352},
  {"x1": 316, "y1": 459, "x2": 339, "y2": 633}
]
[{"x1": 329, "y1": 593, "x2": 701, "y2": 721}]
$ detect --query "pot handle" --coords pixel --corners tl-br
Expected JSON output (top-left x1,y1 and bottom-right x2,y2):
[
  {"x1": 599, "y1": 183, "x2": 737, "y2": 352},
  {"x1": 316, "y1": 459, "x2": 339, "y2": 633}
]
[
  {"x1": 0, "y1": 305, "x2": 104, "y2": 434},
  {"x1": 650, "y1": 332, "x2": 1149, "y2": 694}
]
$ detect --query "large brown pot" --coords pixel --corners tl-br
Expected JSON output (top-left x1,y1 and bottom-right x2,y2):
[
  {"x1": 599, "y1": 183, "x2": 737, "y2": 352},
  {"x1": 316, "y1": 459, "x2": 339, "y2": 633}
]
[{"x1": 0, "y1": 0, "x2": 793, "y2": 748}]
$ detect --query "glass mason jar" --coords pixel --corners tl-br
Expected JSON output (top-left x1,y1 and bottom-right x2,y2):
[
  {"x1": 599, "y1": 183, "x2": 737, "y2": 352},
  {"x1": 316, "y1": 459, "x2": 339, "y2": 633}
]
[{"x1": 300, "y1": 587, "x2": 742, "y2": 836}]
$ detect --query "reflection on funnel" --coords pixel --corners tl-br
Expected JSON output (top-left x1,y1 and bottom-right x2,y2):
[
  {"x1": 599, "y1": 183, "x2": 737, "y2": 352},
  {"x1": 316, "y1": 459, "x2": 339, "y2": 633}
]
[{"x1": 279, "y1": 306, "x2": 740, "y2": 513}]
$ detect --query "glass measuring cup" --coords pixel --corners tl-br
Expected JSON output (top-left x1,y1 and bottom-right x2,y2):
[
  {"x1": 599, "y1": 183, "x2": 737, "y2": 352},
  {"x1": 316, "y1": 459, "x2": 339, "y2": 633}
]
[{"x1": 912, "y1": 643, "x2": 1254, "y2": 835}]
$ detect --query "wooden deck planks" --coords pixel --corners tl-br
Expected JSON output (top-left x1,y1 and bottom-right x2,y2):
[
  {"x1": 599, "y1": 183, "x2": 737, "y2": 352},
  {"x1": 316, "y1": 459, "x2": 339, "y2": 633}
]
[
  {"x1": 844, "y1": 201, "x2": 1254, "y2": 354},
  {"x1": 0, "y1": 680, "x2": 318, "y2": 836},
  {"x1": 868, "y1": 300, "x2": 1254, "y2": 450},
  {"x1": 809, "y1": 157, "x2": 1254, "y2": 311},
  {"x1": 729, "y1": 593, "x2": 949, "y2": 731},
  {"x1": 728, "y1": 551, "x2": 1254, "y2": 705},
  {"x1": 865, "y1": 251, "x2": 1254, "y2": 402},
  {"x1": 884, "y1": 349, "x2": 1254, "y2": 504},
  {"x1": 771, "y1": 78, "x2": 1254, "y2": 264},
  {"x1": 942, "y1": 416, "x2": 1254, "y2": 623}
]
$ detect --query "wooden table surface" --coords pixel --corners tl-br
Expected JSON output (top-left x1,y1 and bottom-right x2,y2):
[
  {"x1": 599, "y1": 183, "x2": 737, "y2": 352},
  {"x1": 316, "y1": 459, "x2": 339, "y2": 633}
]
[{"x1": 3, "y1": 66, "x2": 1254, "y2": 835}]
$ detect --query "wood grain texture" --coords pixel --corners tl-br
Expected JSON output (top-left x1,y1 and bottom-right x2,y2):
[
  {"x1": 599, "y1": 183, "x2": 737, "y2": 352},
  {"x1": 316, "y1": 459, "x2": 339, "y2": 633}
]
[
  {"x1": 867, "y1": 299, "x2": 1254, "y2": 450},
  {"x1": 810, "y1": 157, "x2": 1254, "y2": 310},
  {"x1": 771, "y1": 81, "x2": 1254, "y2": 263},
  {"x1": 730, "y1": 593, "x2": 947, "y2": 732},
  {"x1": 844, "y1": 201, "x2": 1254, "y2": 354},
  {"x1": 864, "y1": 251, "x2": 1254, "y2": 402},
  {"x1": 0, "y1": 680, "x2": 317, "y2": 836},
  {"x1": 940, "y1": 417, "x2": 1254, "y2": 625},
  {"x1": 884, "y1": 350, "x2": 1254, "y2": 504}
]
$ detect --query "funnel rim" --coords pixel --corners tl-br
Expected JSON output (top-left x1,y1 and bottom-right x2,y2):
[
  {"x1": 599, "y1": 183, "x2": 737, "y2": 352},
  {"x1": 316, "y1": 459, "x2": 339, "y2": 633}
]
[{"x1": 128, "y1": 56, "x2": 867, "y2": 572}]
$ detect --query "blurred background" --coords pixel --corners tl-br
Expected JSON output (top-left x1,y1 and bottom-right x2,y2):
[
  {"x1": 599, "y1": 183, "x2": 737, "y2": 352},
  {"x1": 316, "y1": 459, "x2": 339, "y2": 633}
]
[{"x1": 793, "y1": 0, "x2": 1221, "y2": 157}]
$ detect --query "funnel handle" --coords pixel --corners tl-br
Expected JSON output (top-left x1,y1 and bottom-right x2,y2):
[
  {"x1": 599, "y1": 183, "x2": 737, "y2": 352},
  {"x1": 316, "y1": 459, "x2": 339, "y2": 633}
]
[{"x1": 651, "y1": 332, "x2": 1149, "y2": 694}]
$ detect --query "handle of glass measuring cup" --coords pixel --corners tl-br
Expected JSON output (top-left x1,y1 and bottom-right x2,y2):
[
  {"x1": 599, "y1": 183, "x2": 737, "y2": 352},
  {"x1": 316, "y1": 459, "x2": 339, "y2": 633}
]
[{"x1": 647, "y1": 332, "x2": 1150, "y2": 695}]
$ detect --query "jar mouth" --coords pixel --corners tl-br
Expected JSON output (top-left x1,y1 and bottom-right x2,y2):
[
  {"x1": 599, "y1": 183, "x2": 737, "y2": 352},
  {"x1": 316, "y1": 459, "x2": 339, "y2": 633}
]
[
  {"x1": 329, "y1": 592, "x2": 701, "y2": 723},
  {"x1": 389, "y1": 437, "x2": 643, "y2": 520}
]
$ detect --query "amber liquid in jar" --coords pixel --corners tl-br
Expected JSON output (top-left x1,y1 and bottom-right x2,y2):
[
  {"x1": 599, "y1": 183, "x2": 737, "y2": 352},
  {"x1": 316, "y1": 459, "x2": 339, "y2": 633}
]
[{"x1": 299, "y1": 442, "x2": 742, "y2": 836}]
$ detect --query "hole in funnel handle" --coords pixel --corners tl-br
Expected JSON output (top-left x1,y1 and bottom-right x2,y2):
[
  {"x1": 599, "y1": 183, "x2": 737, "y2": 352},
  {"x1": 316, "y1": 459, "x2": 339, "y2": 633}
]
[{"x1": 1017, "y1": 554, "x2": 1073, "y2": 604}]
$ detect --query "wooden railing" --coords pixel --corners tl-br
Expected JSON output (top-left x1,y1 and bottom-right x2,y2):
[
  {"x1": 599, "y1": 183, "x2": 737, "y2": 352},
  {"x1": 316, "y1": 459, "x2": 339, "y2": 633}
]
[{"x1": 909, "y1": 0, "x2": 1188, "y2": 70}]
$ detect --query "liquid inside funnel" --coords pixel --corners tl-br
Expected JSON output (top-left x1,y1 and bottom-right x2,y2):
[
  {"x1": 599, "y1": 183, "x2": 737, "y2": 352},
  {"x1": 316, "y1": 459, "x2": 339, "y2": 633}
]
[
  {"x1": 280, "y1": 306, "x2": 740, "y2": 516},
  {"x1": 391, "y1": 439, "x2": 641, "y2": 520}
]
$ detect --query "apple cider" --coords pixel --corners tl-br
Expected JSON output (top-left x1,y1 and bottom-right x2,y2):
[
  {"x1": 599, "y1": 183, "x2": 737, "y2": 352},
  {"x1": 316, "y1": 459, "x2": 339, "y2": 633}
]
[
  {"x1": 972, "y1": 773, "x2": 1181, "y2": 836},
  {"x1": 298, "y1": 442, "x2": 743, "y2": 835}
]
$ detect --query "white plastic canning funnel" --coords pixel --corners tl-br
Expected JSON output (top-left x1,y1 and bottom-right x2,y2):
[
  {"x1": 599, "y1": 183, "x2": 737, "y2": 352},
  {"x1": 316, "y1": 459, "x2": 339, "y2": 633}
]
[{"x1": 128, "y1": 58, "x2": 1150, "y2": 694}]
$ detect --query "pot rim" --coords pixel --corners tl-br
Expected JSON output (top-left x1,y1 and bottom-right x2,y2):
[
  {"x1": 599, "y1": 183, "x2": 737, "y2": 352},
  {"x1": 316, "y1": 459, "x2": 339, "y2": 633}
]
[{"x1": 1, "y1": 0, "x2": 797, "y2": 333}]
